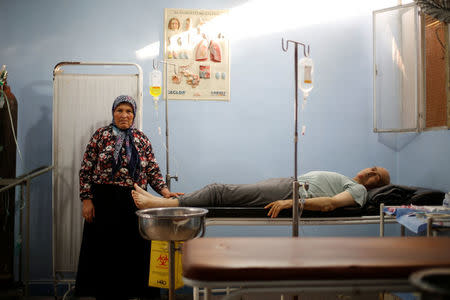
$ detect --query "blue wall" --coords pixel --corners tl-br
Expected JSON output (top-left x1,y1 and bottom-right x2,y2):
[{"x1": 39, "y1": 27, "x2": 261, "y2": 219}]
[{"x1": 1, "y1": 0, "x2": 449, "y2": 282}]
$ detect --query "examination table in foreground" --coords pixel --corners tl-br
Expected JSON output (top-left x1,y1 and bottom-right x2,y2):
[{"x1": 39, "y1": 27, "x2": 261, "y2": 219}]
[{"x1": 182, "y1": 237, "x2": 450, "y2": 299}]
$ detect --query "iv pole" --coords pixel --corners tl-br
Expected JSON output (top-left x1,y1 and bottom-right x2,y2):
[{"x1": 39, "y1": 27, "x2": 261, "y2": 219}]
[
  {"x1": 152, "y1": 59, "x2": 178, "y2": 190},
  {"x1": 152, "y1": 59, "x2": 179, "y2": 300},
  {"x1": 281, "y1": 38, "x2": 310, "y2": 238}
]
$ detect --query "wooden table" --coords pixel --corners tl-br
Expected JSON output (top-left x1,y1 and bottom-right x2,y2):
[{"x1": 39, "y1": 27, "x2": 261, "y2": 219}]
[{"x1": 182, "y1": 237, "x2": 450, "y2": 299}]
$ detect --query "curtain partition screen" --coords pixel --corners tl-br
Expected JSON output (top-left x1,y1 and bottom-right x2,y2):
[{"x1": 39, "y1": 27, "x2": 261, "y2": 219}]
[{"x1": 53, "y1": 66, "x2": 142, "y2": 275}]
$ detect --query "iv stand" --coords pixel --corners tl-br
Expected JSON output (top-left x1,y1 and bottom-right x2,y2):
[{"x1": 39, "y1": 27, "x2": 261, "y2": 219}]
[
  {"x1": 153, "y1": 59, "x2": 178, "y2": 191},
  {"x1": 281, "y1": 38, "x2": 310, "y2": 238},
  {"x1": 153, "y1": 59, "x2": 179, "y2": 300}
]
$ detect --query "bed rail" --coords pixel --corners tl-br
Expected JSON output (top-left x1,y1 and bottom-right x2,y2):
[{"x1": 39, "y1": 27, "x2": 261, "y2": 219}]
[{"x1": 0, "y1": 165, "x2": 53, "y2": 296}]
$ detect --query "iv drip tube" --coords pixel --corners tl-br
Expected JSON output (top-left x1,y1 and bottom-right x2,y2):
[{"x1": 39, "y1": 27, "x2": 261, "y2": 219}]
[
  {"x1": 152, "y1": 59, "x2": 179, "y2": 300},
  {"x1": 281, "y1": 38, "x2": 310, "y2": 238},
  {"x1": 152, "y1": 59, "x2": 179, "y2": 191}
]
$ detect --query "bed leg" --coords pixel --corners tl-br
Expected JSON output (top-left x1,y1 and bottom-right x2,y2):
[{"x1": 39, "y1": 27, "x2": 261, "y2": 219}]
[
  {"x1": 427, "y1": 217, "x2": 432, "y2": 237},
  {"x1": 193, "y1": 286, "x2": 199, "y2": 300},
  {"x1": 204, "y1": 287, "x2": 211, "y2": 300},
  {"x1": 380, "y1": 203, "x2": 385, "y2": 237}
]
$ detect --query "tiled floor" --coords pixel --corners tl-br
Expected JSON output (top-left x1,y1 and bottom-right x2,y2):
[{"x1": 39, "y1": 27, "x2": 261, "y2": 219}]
[
  {"x1": 0, "y1": 289, "x2": 190, "y2": 300},
  {"x1": 1, "y1": 286, "x2": 410, "y2": 300}
]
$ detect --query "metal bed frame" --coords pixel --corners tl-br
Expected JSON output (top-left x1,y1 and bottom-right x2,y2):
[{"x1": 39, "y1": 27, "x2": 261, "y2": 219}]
[
  {"x1": 186, "y1": 278, "x2": 413, "y2": 300},
  {"x1": 206, "y1": 214, "x2": 396, "y2": 229}
]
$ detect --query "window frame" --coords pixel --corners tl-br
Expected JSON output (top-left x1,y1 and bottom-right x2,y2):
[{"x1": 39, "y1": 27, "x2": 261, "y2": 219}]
[{"x1": 373, "y1": 3, "x2": 450, "y2": 133}]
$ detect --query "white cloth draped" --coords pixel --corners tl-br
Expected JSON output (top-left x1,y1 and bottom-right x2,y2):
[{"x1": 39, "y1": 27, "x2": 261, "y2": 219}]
[{"x1": 53, "y1": 72, "x2": 141, "y2": 273}]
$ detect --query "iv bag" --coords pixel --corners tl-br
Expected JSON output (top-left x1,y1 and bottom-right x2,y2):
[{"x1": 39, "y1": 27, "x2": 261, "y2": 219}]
[
  {"x1": 298, "y1": 57, "x2": 314, "y2": 98},
  {"x1": 150, "y1": 69, "x2": 162, "y2": 101}
]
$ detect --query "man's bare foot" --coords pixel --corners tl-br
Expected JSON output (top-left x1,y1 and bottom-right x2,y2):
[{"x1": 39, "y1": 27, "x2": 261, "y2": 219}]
[
  {"x1": 132, "y1": 184, "x2": 180, "y2": 209},
  {"x1": 134, "y1": 184, "x2": 150, "y2": 196},
  {"x1": 132, "y1": 190, "x2": 157, "y2": 209}
]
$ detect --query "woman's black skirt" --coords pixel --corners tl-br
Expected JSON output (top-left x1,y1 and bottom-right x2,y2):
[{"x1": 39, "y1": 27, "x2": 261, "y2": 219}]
[{"x1": 74, "y1": 184, "x2": 160, "y2": 299}]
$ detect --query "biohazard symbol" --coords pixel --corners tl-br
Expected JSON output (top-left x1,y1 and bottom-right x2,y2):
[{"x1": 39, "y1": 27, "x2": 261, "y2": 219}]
[{"x1": 157, "y1": 254, "x2": 169, "y2": 266}]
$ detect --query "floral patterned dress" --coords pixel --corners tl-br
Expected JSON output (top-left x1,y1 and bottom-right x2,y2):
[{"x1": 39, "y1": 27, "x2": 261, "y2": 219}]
[
  {"x1": 75, "y1": 125, "x2": 164, "y2": 299},
  {"x1": 79, "y1": 124, "x2": 166, "y2": 199}
]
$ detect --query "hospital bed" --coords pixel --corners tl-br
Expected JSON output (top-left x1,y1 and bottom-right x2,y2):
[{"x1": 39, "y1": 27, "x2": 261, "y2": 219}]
[
  {"x1": 203, "y1": 183, "x2": 445, "y2": 231},
  {"x1": 184, "y1": 185, "x2": 445, "y2": 299},
  {"x1": 182, "y1": 236, "x2": 450, "y2": 300}
]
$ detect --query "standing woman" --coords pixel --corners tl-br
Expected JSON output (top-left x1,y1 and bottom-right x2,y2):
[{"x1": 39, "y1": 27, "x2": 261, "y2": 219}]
[{"x1": 74, "y1": 95, "x2": 181, "y2": 299}]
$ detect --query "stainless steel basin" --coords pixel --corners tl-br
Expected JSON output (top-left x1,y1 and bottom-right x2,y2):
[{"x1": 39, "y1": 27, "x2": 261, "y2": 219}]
[{"x1": 136, "y1": 207, "x2": 208, "y2": 241}]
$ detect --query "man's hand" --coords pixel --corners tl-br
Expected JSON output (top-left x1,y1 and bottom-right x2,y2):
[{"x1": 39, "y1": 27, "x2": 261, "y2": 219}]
[
  {"x1": 82, "y1": 199, "x2": 95, "y2": 223},
  {"x1": 160, "y1": 187, "x2": 184, "y2": 198},
  {"x1": 264, "y1": 199, "x2": 293, "y2": 218}
]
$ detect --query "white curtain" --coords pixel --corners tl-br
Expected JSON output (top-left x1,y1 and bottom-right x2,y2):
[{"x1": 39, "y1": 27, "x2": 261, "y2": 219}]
[{"x1": 53, "y1": 72, "x2": 141, "y2": 273}]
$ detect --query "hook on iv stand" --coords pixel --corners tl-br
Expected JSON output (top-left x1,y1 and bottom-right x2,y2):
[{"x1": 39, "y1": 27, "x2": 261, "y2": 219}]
[
  {"x1": 281, "y1": 38, "x2": 310, "y2": 57},
  {"x1": 281, "y1": 38, "x2": 310, "y2": 238},
  {"x1": 152, "y1": 58, "x2": 178, "y2": 74}
]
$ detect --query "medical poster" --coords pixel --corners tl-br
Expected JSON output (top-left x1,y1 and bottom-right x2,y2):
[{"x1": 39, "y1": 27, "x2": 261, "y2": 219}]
[{"x1": 164, "y1": 8, "x2": 230, "y2": 101}]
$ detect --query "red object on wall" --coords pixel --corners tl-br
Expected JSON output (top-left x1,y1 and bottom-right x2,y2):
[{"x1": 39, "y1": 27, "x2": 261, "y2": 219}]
[{"x1": 0, "y1": 81, "x2": 18, "y2": 286}]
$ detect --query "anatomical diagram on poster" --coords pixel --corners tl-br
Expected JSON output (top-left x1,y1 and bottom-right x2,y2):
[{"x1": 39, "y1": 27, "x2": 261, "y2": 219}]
[{"x1": 164, "y1": 8, "x2": 230, "y2": 101}]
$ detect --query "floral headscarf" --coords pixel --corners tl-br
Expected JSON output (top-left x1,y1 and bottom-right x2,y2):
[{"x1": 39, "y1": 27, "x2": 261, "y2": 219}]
[{"x1": 111, "y1": 95, "x2": 140, "y2": 180}]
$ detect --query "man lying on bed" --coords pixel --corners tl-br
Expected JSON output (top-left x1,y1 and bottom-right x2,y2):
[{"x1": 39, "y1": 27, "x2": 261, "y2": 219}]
[{"x1": 132, "y1": 167, "x2": 390, "y2": 218}]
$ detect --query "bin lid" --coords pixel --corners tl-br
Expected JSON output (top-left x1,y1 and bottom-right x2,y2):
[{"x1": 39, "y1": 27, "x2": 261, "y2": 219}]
[{"x1": 410, "y1": 268, "x2": 450, "y2": 296}]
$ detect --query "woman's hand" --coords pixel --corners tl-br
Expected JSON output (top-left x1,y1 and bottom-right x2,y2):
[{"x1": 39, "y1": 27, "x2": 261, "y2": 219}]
[
  {"x1": 264, "y1": 199, "x2": 293, "y2": 218},
  {"x1": 160, "y1": 187, "x2": 184, "y2": 198},
  {"x1": 82, "y1": 199, "x2": 95, "y2": 223}
]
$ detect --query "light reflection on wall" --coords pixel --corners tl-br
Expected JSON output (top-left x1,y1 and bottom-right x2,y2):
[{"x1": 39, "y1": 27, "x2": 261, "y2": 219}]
[
  {"x1": 136, "y1": 41, "x2": 160, "y2": 60},
  {"x1": 391, "y1": 35, "x2": 406, "y2": 77},
  {"x1": 135, "y1": 0, "x2": 412, "y2": 60}
]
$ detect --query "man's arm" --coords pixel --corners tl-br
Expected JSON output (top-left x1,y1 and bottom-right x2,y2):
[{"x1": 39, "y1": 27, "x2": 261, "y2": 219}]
[{"x1": 265, "y1": 191, "x2": 357, "y2": 218}]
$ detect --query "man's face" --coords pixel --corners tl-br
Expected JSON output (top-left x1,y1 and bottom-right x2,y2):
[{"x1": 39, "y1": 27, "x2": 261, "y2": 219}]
[{"x1": 356, "y1": 166, "x2": 388, "y2": 189}]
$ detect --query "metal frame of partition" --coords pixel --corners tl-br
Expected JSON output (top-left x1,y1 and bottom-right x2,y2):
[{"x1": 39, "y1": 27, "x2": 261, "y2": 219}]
[
  {"x1": 0, "y1": 165, "x2": 54, "y2": 296},
  {"x1": 52, "y1": 62, "x2": 143, "y2": 128},
  {"x1": 52, "y1": 62, "x2": 143, "y2": 297}
]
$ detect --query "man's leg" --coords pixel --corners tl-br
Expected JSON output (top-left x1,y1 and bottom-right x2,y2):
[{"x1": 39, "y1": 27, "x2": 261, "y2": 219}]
[
  {"x1": 179, "y1": 178, "x2": 294, "y2": 207},
  {"x1": 133, "y1": 178, "x2": 294, "y2": 208}
]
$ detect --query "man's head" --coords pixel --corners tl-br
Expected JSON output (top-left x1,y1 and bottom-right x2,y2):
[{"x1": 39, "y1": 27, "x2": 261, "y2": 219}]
[{"x1": 354, "y1": 166, "x2": 390, "y2": 190}]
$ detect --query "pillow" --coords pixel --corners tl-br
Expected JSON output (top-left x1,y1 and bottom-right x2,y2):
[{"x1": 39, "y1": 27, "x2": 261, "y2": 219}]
[{"x1": 363, "y1": 184, "x2": 444, "y2": 215}]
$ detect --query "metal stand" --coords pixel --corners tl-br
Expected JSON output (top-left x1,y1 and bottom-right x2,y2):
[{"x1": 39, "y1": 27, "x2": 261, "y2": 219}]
[
  {"x1": 168, "y1": 241, "x2": 176, "y2": 300},
  {"x1": 153, "y1": 59, "x2": 179, "y2": 190},
  {"x1": 164, "y1": 219, "x2": 206, "y2": 300},
  {"x1": 281, "y1": 39, "x2": 310, "y2": 238}
]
